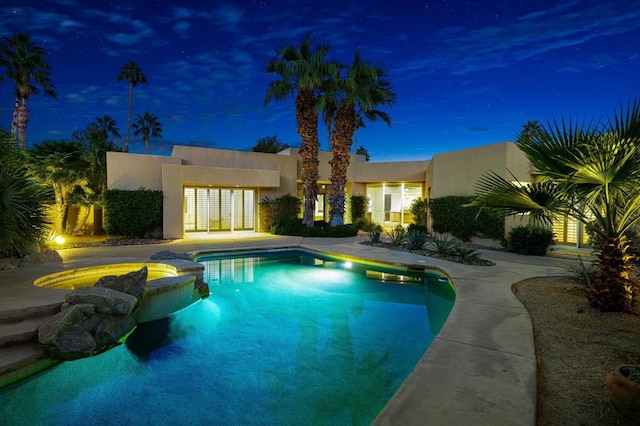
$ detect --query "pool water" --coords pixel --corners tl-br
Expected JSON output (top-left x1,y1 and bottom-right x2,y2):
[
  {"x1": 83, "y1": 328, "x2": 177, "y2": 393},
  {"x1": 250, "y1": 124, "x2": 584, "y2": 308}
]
[{"x1": 1, "y1": 250, "x2": 454, "y2": 425}]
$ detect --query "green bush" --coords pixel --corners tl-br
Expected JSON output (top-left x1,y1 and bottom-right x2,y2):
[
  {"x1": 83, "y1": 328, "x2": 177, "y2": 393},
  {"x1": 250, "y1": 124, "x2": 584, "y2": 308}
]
[
  {"x1": 259, "y1": 194, "x2": 301, "y2": 231},
  {"x1": 103, "y1": 189, "x2": 163, "y2": 237},
  {"x1": 506, "y1": 225, "x2": 555, "y2": 256},
  {"x1": 271, "y1": 218, "x2": 358, "y2": 237},
  {"x1": 410, "y1": 198, "x2": 428, "y2": 227},
  {"x1": 430, "y1": 196, "x2": 504, "y2": 241},
  {"x1": 350, "y1": 195, "x2": 368, "y2": 223}
]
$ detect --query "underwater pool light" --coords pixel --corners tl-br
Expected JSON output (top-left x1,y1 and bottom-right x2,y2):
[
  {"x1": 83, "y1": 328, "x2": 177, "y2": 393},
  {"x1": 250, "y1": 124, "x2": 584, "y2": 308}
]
[{"x1": 344, "y1": 261, "x2": 353, "y2": 269}]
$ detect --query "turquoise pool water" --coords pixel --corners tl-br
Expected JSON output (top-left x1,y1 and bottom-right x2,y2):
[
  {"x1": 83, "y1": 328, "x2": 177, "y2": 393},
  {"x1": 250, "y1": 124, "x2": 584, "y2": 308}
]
[{"x1": 1, "y1": 250, "x2": 454, "y2": 425}]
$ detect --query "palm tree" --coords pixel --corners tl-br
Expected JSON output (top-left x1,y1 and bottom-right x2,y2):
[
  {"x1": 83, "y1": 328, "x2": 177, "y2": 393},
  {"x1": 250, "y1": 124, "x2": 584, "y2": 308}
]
[
  {"x1": 0, "y1": 32, "x2": 57, "y2": 149},
  {"x1": 321, "y1": 51, "x2": 396, "y2": 226},
  {"x1": 472, "y1": 101, "x2": 640, "y2": 312},
  {"x1": 93, "y1": 114, "x2": 121, "y2": 142},
  {"x1": 116, "y1": 60, "x2": 147, "y2": 152},
  {"x1": 265, "y1": 35, "x2": 334, "y2": 226},
  {"x1": 0, "y1": 129, "x2": 50, "y2": 256},
  {"x1": 132, "y1": 112, "x2": 162, "y2": 154},
  {"x1": 27, "y1": 140, "x2": 90, "y2": 235}
]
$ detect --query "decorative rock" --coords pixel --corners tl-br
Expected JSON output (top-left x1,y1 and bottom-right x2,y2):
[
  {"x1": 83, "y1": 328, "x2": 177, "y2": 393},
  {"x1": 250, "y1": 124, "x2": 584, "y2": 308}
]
[
  {"x1": 65, "y1": 286, "x2": 139, "y2": 315},
  {"x1": 150, "y1": 250, "x2": 192, "y2": 260},
  {"x1": 19, "y1": 250, "x2": 63, "y2": 266},
  {"x1": 38, "y1": 305, "x2": 98, "y2": 360},
  {"x1": 95, "y1": 315, "x2": 137, "y2": 348},
  {"x1": 0, "y1": 257, "x2": 19, "y2": 270},
  {"x1": 94, "y1": 266, "x2": 148, "y2": 300}
]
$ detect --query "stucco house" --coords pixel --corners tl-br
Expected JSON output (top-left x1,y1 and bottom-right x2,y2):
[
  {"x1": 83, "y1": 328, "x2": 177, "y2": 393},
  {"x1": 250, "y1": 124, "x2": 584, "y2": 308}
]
[{"x1": 106, "y1": 141, "x2": 586, "y2": 246}]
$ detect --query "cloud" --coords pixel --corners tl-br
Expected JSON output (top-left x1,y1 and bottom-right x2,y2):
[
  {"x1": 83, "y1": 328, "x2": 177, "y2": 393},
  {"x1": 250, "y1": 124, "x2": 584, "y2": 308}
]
[{"x1": 173, "y1": 21, "x2": 191, "y2": 38}]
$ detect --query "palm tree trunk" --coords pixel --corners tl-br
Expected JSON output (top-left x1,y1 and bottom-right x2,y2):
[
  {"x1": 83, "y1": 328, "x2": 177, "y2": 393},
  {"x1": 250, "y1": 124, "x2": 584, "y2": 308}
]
[
  {"x1": 16, "y1": 97, "x2": 29, "y2": 149},
  {"x1": 125, "y1": 83, "x2": 133, "y2": 152},
  {"x1": 329, "y1": 105, "x2": 356, "y2": 227},
  {"x1": 296, "y1": 88, "x2": 320, "y2": 227},
  {"x1": 72, "y1": 205, "x2": 91, "y2": 235},
  {"x1": 145, "y1": 136, "x2": 149, "y2": 154},
  {"x1": 590, "y1": 236, "x2": 639, "y2": 312}
]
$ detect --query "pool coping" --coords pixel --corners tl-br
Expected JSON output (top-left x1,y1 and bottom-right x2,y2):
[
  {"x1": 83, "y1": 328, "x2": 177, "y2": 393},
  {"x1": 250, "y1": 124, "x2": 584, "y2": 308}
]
[{"x1": 0, "y1": 234, "x2": 574, "y2": 424}]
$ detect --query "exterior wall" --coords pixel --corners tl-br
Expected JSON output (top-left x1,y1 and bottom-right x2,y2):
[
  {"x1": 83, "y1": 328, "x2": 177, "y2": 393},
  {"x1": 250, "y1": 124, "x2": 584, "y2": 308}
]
[
  {"x1": 352, "y1": 160, "x2": 430, "y2": 184},
  {"x1": 162, "y1": 164, "x2": 280, "y2": 238},
  {"x1": 106, "y1": 141, "x2": 539, "y2": 242},
  {"x1": 428, "y1": 142, "x2": 528, "y2": 198},
  {"x1": 107, "y1": 151, "x2": 182, "y2": 190}
]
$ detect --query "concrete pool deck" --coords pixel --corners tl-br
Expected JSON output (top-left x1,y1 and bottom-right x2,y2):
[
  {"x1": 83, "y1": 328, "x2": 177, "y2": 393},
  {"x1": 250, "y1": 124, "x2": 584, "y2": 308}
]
[{"x1": 0, "y1": 232, "x2": 580, "y2": 425}]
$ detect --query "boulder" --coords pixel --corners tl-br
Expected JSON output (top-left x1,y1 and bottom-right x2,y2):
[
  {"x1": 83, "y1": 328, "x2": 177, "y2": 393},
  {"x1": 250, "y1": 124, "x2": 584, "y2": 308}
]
[
  {"x1": 65, "y1": 286, "x2": 139, "y2": 315},
  {"x1": 19, "y1": 250, "x2": 63, "y2": 266},
  {"x1": 95, "y1": 315, "x2": 137, "y2": 348},
  {"x1": 94, "y1": 266, "x2": 148, "y2": 299}
]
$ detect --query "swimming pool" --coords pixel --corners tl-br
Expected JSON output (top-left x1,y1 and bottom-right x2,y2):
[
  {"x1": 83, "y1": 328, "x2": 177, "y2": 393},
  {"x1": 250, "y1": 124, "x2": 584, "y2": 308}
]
[{"x1": 0, "y1": 249, "x2": 454, "y2": 425}]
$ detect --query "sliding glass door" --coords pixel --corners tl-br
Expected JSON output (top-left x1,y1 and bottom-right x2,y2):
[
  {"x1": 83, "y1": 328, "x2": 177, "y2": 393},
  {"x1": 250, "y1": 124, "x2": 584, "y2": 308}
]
[{"x1": 184, "y1": 187, "x2": 254, "y2": 232}]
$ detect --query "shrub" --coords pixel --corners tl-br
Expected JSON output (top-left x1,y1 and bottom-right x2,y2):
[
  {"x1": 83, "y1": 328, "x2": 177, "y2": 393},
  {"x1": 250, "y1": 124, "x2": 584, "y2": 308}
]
[
  {"x1": 430, "y1": 196, "x2": 504, "y2": 241},
  {"x1": 259, "y1": 194, "x2": 301, "y2": 231},
  {"x1": 350, "y1": 195, "x2": 368, "y2": 224},
  {"x1": 271, "y1": 218, "x2": 358, "y2": 237},
  {"x1": 428, "y1": 234, "x2": 458, "y2": 255},
  {"x1": 356, "y1": 218, "x2": 382, "y2": 232},
  {"x1": 385, "y1": 225, "x2": 407, "y2": 246},
  {"x1": 408, "y1": 223, "x2": 428, "y2": 234},
  {"x1": 506, "y1": 225, "x2": 555, "y2": 256},
  {"x1": 367, "y1": 228, "x2": 382, "y2": 243},
  {"x1": 406, "y1": 229, "x2": 429, "y2": 250},
  {"x1": 410, "y1": 197, "x2": 428, "y2": 228},
  {"x1": 103, "y1": 189, "x2": 163, "y2": 237}
]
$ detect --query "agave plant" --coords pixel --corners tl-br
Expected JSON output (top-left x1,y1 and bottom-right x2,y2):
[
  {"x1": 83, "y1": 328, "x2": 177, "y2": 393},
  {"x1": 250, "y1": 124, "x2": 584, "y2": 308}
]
[
  {"x1": 405, "y1": 229, "x2": 428, "y2": 250},
  {"x1": 455, "y1": 245, "x2": 480, "y2": 260},
  {"x1": 428, "y1": 234, "x2": 458, "y2": 256},
  {"x1": 385, "y1": 225, "x2": 407, "y2": 246},
  {"x1": 367, "y1": 228, "x2": 381, "y2": 243}
]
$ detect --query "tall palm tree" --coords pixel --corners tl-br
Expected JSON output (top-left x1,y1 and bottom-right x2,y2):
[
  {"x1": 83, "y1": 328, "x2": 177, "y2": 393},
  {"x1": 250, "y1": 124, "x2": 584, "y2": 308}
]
[
  {"x1": 321, "y1": 51, "x2": 396, "y2": 226},
  {"x1": 0, "y1": 32, "x2": 57, "y2": 149},
  {"x1": 265, "y1": 35, "x2": 334, "y2": 226},
  {"x1": 116, "y1": 60, "x2": 147, "y2": 152},
  {"x1": 472, "y1": 101, "x2": 640, "y2": 312},
  {"x1": 132, "y1": 112, "x2": 162, "y2": 154},
  {"x1": 27, "y1": 140, "x2": 90, "y2": 235}
]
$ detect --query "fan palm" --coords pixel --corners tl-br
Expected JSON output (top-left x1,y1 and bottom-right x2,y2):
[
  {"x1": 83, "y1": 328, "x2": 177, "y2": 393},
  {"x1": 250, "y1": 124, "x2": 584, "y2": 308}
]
[
  {"x1": 27, "y1": 140, "x2": 90, "y2": 235},
  {"x1": 116, "y1": 60, "x2": 147, "y2": 152},
  {"x1": 472, "y1": 100, "x2": 640, "y2": 312},
  {"x1": 132, "y1": 112, "x2": 162, "y2": 154},
  {"x1": 0, "y1": 130, "x2": 50, "y2": 256},
  {"x1": 320, "y1": 51, "x2": 396, "y2": 226},
  {"x1": 93, "y1": 114, "x2": 121, "y2": 141},
  {"x1": 0, "y1": 32, "x2": 57, "y2": 149},
  {"x1": 265, "y1": 35, "x2": 334, "y2": 226}
]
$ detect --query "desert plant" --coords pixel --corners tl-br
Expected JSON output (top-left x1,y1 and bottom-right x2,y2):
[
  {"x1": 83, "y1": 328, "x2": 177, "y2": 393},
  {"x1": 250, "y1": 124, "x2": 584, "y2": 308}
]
[
  {"x1": 428, "y1": 234, "x2": 458, "y2": 256},
  {"x1": 385, "y1": 225, "x2": 407, "y2": 246},
  {"x1": 367, "y1": 228, "x2": 381, "y2": 243},
  {"x1": 405, "y1": 229, "x2": 428, "y2": 250},
  {"x1": 455, "y1": 245, "x2": 480, "y2": 260},
  {"x1": 564, "y1": 256, "x2": 597, "y2": 288},
  {"x1": 506, "y1": 225, "x2": 555, "y2": 256}
]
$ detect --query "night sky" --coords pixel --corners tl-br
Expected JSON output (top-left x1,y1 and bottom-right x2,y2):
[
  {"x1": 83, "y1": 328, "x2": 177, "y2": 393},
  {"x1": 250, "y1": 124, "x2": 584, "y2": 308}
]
[{"x1": 1, "y1": 1, "x2": 638, "y2": 161}]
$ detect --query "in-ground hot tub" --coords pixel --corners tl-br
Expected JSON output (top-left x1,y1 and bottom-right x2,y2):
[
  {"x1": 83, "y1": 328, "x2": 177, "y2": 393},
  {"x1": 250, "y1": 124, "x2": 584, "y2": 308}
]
[{"x1": 33, "y1": 260, "x2": 208, "y2": 323}]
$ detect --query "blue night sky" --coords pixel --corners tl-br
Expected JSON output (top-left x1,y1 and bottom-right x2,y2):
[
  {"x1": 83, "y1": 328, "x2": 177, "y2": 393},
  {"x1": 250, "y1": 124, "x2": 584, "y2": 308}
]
[{"x1": 1, "y1": 1, "x2": 638, "y2": 161}]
